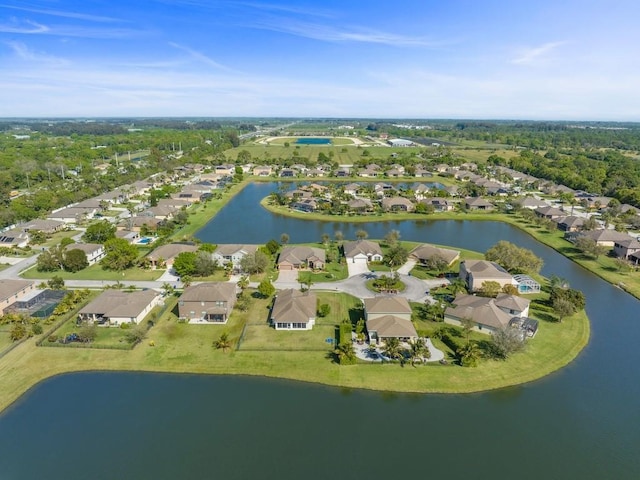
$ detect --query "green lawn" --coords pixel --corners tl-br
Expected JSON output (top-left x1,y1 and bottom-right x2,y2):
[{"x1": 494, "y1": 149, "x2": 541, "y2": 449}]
[
  {"x1": 298, "y1": 261, "x2": 348, "y2": 283},
  {"x1": 21, "y1": 263, "x2": 163, "y2": 281},
  {"x1": 0, "y1": 328, "x2": 13, "y2": 353}
]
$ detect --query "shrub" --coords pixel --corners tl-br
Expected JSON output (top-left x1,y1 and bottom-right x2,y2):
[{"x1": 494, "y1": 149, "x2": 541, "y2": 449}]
[
  {"x1": 318, "y1": 304, "x2": 331, "y2": 317},
  {"x1": 48, "y1": 334, "x2": 58, "y2": 343},
  {"x1": 31, "y1": 323, "x2": 44, "y2": 335},
  {"x1": 120, "y1": 322, "x2": 131, "y2": 330}
]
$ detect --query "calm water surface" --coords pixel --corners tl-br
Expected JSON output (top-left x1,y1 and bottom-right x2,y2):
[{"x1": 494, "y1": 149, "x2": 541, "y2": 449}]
[{"x1": 1, "y1": 183, "x2": 638, "y2": 479}]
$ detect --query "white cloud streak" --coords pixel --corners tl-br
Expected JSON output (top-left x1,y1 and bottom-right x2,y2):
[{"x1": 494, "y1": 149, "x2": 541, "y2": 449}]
[
  {"x1": 512, "y1": 41, "x2": 566, "y2": 65},
  {"x1": 5, "y1": 40, "x2": 70, "y2": 66},
  {"x1": 0, "y1": 18, "x2": 49, "y2": 34},
  {"x1": 168, "y1": 42, "x2": 233, "y2": 71},
  {"x1": 250, "y1": 19, "x2": 440, "y2": 47},
  {"x1": 0, "y1": 4, "x2": 123, "y2": 23}
]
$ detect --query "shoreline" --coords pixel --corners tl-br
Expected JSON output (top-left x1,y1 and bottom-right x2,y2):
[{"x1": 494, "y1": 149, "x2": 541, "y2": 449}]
[{"x1": 0, "y1": 178, "x2": 595, "y2": 414}]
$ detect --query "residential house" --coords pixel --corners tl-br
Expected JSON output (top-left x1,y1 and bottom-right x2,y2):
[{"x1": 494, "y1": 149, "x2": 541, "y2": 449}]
[
  {"x1": 535, "y1": 206, "x2": 565, "y2": 219},
  {"x1": 77, "y1": 290, "x2": 162, "y2": 326},
  {"x1": 409, "y1": 244, "x2": 460, "y2": 266},
  {"x1": 363, "y1": 296, "x2": 417, "y2": 343},
  {"x1": 419, "y1": 198, "x2": 455, "y2": 212},
  {"x1": 252, "y1": 166, "x2": 273, "y2": 177},
  {"x1": 278, "y1": 246, "x2": 325, "y2": 270},
  {"x1": 575, "y1": 229, "x2": 633, "y2": 248},
  {"x1": 178, "y1": 282, "x2": 238, "y2": 324},
  {"x1": 614, "y1": 238, "x2": 640, "y2": 260},
  {"x1": 464, "y1": 197, "x2": 494, "y2": 211},
  {"x1": 115, "y1": 230, "x2": 140, "y2": 244},
  {"x1": 413, "y1": 184, "x2": 431, "y2": 200},
  {"x1": 358, "y1": 167, "x2": 380, "y2": 178},
  {"x1": 122, "y1": 216, "x2": 161, "y2": 232},
  {"x1": 0, "y1": 279, "x2": 35, "y2": 315},
  {"x1": 0, "y1": 229, "x2": 29, "y2": 248},
  {"x1": 554, "y1": 216, "x2": 585, "y2": 232},
  {"x1": 347, "y1": 198, "x2": 374, "y2": 213},
  {"x1": 291, "y1": 198, "x2": 318, "y2": 212},
  {"x1": 270, "y1": 289, "x2": 317, "y2": 331},
  {"x1": 280, "y1": 168, "x2": 296, "y2": 177},
  {"x1": 343, "y1": 240, "x2": 383, "y2": 264},
  {"x1": 65, "y1": 243, "x2": 105, "y2": 265},
  {"x1": 212, "y1": 244, "x2": 259, "y2": 269},
  {"x1": 414, "y1": 166, "x2": 432, "y2": 178},
  {"x1": 343, "y1": 183, "x2": 361, "y2": 197},
  {"x1": 147, "y1": 243, "x2": 198, "y2": 269},
  {"x1": 20, "y1": 219, "x2": 65, "y2": 234},
  {"x1": 444, "y1": 293, "x2": 533, "y2": 335},
  {"x1": 459, "y1": 259, "x2": 515, "y2": 292},
  {"x1": 382, "y1": 197, "x2": 415, "y2": 212},
  {"x1": 515, "y1": 197, "x2": 548, "y2": 210},
  {"x1": 47, "y1": 206, "x2": 98, "y2": 224}
]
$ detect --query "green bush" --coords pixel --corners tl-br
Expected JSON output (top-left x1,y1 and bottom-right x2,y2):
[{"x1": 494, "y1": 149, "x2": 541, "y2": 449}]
[
  {"x1": 31, "y1": 323, "x2": 43, "y2": 335},
  {"x1": 120, "y1": 322, "x2": 131, "y2": 330},
  {"x1": 48, "y1": 334, "x2": 58, "y2": 343}
]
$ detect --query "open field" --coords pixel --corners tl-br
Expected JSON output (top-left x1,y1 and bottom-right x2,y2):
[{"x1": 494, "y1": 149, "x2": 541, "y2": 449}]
[{"x1": 224, "y1": 144, "x2": 404, "y2": 164}]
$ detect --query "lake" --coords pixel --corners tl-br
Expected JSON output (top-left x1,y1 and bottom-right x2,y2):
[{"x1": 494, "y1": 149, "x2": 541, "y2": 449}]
[{"x1": 1, "y1": 182, "x2": 638, "y2": 479}]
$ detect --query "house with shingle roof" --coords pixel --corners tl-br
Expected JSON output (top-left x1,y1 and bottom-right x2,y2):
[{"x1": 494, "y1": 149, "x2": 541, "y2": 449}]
[
  {"x1": 343, "y1": 240, "x2": 383, "y2": 263},
  {"x1": 212, "y1": 244, "x2": 259, "y2": 268},
  {"x1": 78, "y1": 290, "x2": 162, "y2": 326},
  {"x1": 614, "y1": 238, "x2": 640, "y2": 260},
  {"x1": 147, "y1": 243, "x2": 198, "y2": 269},
  {"x1": 459, "y1": 260, "x2": 515, "y2": 292},
  {"x1": 409, "y1": 244, "x2": 460, "y2": 266},
  {"x1": 382, "y1": 196, "x2": 415, "y2": 212},
  {"x1": 363, "y1": 296, "x2": 417, "y2": 343},
  {"x1": 464, "y1": 197, "x2": 494, "y2": 211},
  {"x1": 278, "y1": 246, "x2": 325, "y2": 270},
  {"x1": 64, "y1": 243, "x2": 105, "y2": 265},
  {"x1": 270, "y1": 289, "x2": 317, "y2": 330},
  {"x1": 178, "y1": 282, "x2": 238, "y2": 324},
  {"x1": 0, "y1": 279, "x2": 35, "y2": 315},
  {"x1": 444, "y1": 293, "x2": 531, "y2": 335}
]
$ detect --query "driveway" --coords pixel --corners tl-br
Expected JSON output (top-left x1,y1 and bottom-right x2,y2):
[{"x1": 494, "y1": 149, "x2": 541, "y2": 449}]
[
  {"x1": 396, "y1": 259, "x2": 417, "y2": 275},
  {"x1": 274, "y1": 269, "x2": 299, "y2": 289},
  {"x1": 346, "y1": 259, "x2": 370, "y2": 277}
]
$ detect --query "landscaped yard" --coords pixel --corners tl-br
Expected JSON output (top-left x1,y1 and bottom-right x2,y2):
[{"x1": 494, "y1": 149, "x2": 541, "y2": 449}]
[
  {"x1": 238, "y1": 291, "x2": 362, "y2": 351},
  {"x1": 21, "y1": 263, "x2": 163, "y2": 281}
]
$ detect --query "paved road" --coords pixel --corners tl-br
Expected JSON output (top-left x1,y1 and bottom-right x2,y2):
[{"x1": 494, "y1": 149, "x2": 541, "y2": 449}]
[{"x1": 3, "y1": 253, "x2": 450, "y2": 305}]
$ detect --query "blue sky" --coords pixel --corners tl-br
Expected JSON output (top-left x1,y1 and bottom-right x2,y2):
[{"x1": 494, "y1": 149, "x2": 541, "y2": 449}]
[{"x1": 1, "y1": 0, "x2": 639, "y2": 120}]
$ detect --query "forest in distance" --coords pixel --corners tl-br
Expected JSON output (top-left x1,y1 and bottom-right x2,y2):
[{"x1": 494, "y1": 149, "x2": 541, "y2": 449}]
[{"x1": 2, "y1": 117, "x2": 640, "y2": 230}]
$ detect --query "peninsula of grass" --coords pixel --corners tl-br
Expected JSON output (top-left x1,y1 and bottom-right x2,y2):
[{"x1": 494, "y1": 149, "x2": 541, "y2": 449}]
[
  {"x1": 0, "y1": 281, "x2": 590, "y2": 414},
  {"x1": 20, "y1": 263, "x2": 163, "y2": 281}
]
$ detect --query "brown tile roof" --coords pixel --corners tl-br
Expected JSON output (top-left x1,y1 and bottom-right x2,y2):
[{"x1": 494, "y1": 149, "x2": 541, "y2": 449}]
[{"x1": 366, "y1": 314, "x2": 417, "y2": 338}]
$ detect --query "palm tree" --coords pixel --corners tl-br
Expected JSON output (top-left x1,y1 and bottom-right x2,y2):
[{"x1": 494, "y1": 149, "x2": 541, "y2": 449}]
[
  {"x1": 237, "y1": 275, "x2": 249, "y2": 291},
  {"x1": 161, "y1": 282, "x2": 175, "y2": 297},
  {"x1": 383, "y1": 337, "x2": 402, "y2": 361},
  {"x1": 549, "y1": 275, "x2": 569, "y2": 291},
  {"x1": 409, "y1": 338, "x2": 430, "y2": 366},
  {"x1": 213, "y1": 332, "x2": 232, "y2": 353},
  {"x1": 355, "y1": 229, "x2": 368, "y2": 240},
  {"x1": 321, "y1": 233, "x2": 330, "y2": 246},
  {"x1": 334, "y1": 342, "x2": 356, "y2": 364},
  {"x1": 449, "y1": 278, "x2": 468, "y2": 295},
  {"x1": 458, "y1": 342, "x2": 481, "y2": 367}
]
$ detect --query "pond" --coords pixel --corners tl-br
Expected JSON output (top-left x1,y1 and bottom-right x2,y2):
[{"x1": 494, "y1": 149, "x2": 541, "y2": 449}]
[{"x1": 1, "y1": 182, "x2": 638, "y2": 479}]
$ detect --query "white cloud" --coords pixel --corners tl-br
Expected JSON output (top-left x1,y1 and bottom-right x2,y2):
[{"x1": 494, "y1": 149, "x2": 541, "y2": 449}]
[
  {"x1": 5, "y1": 41, "x2": 69, "y2": 66},
  {"x1": 0, "y1": 4, "x2": 123, "y2": 23},
  {"x1": 512, "y1": 41, "x2": 566, "y2": 65},
  {"x1": 168, "y1": 42, "x2": 233, "y2": 71},
  {"x1": 249, "y1": 18, "x2": 440, "y2": 47},
  {"x1": 0, "y1": 18, "x2": 49, "y2": 34}
]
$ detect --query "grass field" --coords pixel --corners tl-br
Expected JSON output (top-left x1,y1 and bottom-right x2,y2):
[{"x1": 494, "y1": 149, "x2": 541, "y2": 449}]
[{"x1": 21, "y1": 263, "x2": 163, "y2": 281}]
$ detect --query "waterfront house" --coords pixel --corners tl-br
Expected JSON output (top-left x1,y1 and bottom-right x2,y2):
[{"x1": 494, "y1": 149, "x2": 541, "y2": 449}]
[
  {"x1": 178, "y1": 282, "x2": 238, "y2": 324},
  {"x1": 147, "y1": 243, "x2": 198, "y2": 269},
  {"x1": 381, "y1": 197, "x2": 415, "y2": 212},
  {"x1": 278, "y1": 246, "x2": 325, "y2": 270},
  {"x1": 409, "y1": 244, "x2": 460, "y2": 266},
  {"x1": 270, "y1": 289, "x2": 317, "y2": 331},
  {"x1": 459, "y1": 259, "x2": 515, "y2": 292},
  {"x1": 464, "y1": 197, "x2": 494, "y2": 211},
  {"x1": 444, "y1": 293, "x2": 532, "y2": 335},
  {"x1": 343, "y1": 240, "x2": 383, "y2": 264},
  {"x1": 212, "y1": 244, "x2": 259, "y2": 269},
  {"x1": 363, "y1": 296, "x2": 417, "y2": 343}
]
